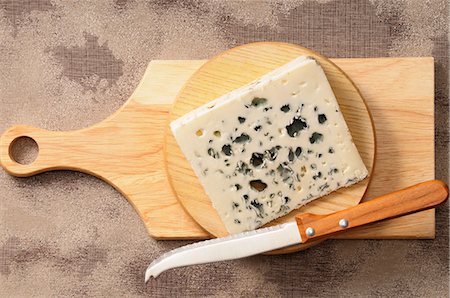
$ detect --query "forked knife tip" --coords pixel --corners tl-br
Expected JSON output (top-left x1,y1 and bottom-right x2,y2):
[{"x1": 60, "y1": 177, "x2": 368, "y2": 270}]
[{"x1": 144, "y1": 270, "x2": 154, "y2": 283}]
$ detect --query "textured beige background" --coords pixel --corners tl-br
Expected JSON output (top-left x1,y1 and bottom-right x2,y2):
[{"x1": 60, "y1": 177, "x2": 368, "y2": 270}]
[{"x1": 0, "y1": 0, "x2": 449, "y2": 297}]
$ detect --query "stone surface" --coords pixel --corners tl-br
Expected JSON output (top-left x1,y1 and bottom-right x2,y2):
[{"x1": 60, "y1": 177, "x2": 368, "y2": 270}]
[{"x1": 0, "y1": 0, "x2": 448, "y2": 297}]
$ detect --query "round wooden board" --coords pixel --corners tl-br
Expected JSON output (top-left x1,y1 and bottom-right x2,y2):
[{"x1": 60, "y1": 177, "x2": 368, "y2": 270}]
[{"x1": 165, "y1": 42, "x2": 375, "y2": 253}]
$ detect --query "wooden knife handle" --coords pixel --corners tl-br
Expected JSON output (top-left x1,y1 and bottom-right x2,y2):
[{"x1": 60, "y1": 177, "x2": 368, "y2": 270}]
[{"x1": 295, "y1": 180, "x2": 449, "y2": 242}]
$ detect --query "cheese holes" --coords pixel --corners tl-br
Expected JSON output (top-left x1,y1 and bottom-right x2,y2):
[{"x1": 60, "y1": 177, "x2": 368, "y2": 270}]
[
  {"x1": 286, "y1": 116, "x2": 308, "y2": 137},
  {"x1": 250, "y1": 152, "x2": 264, "y2": 167},
  {"x1": 207, "y1": 148, "x2": 220, "y2": 159},
  {"x1": 309, "y1": 132, "x2": 324, "y2": 144},
  {"x1": 233, "y1": 133, "x2": 251, "y2": 144},
  {"x1": 195, "y1": 129, "x2": 204, "y2": 136},
  {"x1": 318, "y1": 114, "x2": 327, "y2": 124},
  {"x1": 251, "y1": 97, "x2": 267, "y2": 107},
  {"x1": 250, "y1": 180, "x2": 267, "y2": 192},
  {"x1": 280, "y1": 104, "x2": 290, "y2": 113},
  {"x1": 222, "y1": 144, "x2": 233, "y2": 156}
]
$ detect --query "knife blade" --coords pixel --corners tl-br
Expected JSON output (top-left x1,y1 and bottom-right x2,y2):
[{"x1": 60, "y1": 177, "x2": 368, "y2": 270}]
[
  {"x1": 145, "y1": 222, "x2": 300, "y2": 281},
  {"x1": 145, "y1": 180, "x2": 448, "y2": 282}
]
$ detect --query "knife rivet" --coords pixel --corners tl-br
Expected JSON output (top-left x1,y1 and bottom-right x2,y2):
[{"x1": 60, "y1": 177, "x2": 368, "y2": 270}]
[
  {"x1": 339, "y1": 219, "x2": 349, "y2": 228},
  {"x1": 305, "y1": 227, "x2": 315, "y2": 237}
]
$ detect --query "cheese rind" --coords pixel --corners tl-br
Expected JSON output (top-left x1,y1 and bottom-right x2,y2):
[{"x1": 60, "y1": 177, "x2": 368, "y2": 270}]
[{"x1": 171, "y1": 56, "x2": 368, "y2": 234}]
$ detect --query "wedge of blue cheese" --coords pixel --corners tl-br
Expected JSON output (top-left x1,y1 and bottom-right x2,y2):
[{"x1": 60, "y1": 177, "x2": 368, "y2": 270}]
[{"x1": 171, "y1": 56, "x2": 368, "y2": 234}]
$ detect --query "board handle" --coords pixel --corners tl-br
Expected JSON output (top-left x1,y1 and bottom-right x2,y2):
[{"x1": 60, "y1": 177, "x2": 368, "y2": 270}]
[
  {"x1": 0, "y1": 124, "x2": 91, "y2": 177},
  {"x1": 295, "y1": 180, "x2": 449, "y2": 242}
]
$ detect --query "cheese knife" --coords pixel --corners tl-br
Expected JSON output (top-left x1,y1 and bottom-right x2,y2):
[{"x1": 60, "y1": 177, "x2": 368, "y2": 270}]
[{"x1": 145, "y1": 180, "x2": 448, "y2": 282}]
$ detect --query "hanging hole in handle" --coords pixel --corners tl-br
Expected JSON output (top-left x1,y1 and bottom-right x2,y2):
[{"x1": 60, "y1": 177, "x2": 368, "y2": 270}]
[{"x1": 9, "y1": 136, "x2": 39, "y2": 165}]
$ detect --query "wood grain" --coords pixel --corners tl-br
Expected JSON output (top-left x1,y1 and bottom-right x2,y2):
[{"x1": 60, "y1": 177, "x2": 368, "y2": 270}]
[
  {"x1": 0, "y1": 55, "x2": 435, "y2": 243},
  {"x1": 166, "y1": 42, "x2": 376, "y2": 238},
  {"x1": 296, "y1": 180, "x2": 448, "y2": 242},
  {"x1": 0, "y1": 61, "x2": 210, "y2": 239}
]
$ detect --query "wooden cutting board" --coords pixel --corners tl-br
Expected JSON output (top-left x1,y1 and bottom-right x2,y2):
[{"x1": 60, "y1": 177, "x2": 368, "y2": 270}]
[
  {"x1": 166, "y1": 43, "x2": 375, "y2": 239},
  {"x1": 0, "y1": 55, "x2": 435, "y2": 242}
]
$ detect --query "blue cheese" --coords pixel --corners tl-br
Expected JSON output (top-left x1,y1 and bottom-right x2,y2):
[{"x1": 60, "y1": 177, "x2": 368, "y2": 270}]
[{"x1": 171, "y1": 56, "x2": 368, "y2": 234}]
